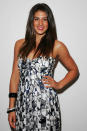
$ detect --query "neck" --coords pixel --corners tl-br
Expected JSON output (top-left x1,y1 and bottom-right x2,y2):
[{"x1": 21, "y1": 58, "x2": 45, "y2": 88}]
[{"x1": 36, "y1": 34, "x2": 45, "y2": 47}]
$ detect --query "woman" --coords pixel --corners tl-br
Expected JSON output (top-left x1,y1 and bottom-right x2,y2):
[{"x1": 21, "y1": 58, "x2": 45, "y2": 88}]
[{"x1": 7, "y1": 3, "x2": 79, "y2": 131}]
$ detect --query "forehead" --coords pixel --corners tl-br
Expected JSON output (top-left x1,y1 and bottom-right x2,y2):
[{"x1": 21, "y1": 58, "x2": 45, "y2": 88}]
[{"x1": 34, "y1": 10, "x2": 47, "y2": 17}]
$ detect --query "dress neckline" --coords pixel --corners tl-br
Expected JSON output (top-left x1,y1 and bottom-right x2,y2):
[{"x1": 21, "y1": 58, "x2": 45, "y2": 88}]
[
  {"x1": 26, "y1": 56, "x2": 56, "y2": 61},
  {"x1": 19, "y1": 56, "x2": 56, "y2": 62}
]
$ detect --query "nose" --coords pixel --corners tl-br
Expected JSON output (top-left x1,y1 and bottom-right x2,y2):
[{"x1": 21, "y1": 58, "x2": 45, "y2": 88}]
[{"x1": 39, "y1": 19, "x2": 43, "y2": 25}]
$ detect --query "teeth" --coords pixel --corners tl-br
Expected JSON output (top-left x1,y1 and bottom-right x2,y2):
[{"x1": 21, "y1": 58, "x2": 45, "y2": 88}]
[{"x1": 38, "y1": 27, "x2": 44, "y2": 30}]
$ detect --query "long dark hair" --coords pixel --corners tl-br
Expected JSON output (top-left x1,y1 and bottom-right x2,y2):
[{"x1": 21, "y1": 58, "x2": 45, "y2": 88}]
[{"x1": 18, "y1": 3, "x2": 57, "y2": 59}]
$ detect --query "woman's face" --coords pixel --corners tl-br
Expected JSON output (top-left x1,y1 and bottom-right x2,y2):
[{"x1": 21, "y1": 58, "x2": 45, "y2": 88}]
[{"x1": 33, "y1": 10, "x2": 48, "y2": 36}]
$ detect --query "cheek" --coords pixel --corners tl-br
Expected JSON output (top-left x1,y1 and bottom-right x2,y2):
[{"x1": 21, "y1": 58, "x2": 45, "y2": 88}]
[
  {"x1": 44, "y1": 22, "x2": 48, "y2": 28},
  {"x1": 33, "y1": 24, "x2": 35, "y2": 29},
  {"x1": 46, "y1": 23, "x2": 48, "y2": 29},
  {"x1": 33, "y1": 21, "x2": 38, "y2": 28}
]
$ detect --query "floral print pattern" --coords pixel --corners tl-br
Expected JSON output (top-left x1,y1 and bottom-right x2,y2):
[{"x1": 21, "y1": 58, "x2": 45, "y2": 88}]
[{"x1": 15, "y1": 56, "x2": 61, "y2": 131}]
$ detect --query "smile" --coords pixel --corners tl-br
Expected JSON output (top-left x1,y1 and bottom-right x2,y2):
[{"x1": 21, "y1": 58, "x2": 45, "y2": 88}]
[{"x1": 37, "y1": 26, "x2": 44, "y2": 30}]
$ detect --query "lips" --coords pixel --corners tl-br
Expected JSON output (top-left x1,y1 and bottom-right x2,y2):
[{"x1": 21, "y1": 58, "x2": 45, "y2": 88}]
[{"x1": 37, "y1": 26, "x2": 44, "y2": 30}]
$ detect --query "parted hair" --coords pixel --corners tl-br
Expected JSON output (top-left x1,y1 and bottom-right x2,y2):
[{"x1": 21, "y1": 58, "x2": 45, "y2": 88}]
[{"x1": 18, "y1": 3, "x2": 57, "y2": 59}]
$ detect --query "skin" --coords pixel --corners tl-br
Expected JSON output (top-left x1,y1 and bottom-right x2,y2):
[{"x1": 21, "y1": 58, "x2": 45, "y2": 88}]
[
  {"x1": 8, "y1": 10, "x2": 79, "y2": 129},
  {"x1": 33, "y1": 10, "x2": 48, "y2": 47}
]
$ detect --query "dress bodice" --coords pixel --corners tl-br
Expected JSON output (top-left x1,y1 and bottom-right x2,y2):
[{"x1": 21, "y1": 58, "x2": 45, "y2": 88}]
[{"x1": 18, "y1": 56, "x2": 56, "y2": 80}]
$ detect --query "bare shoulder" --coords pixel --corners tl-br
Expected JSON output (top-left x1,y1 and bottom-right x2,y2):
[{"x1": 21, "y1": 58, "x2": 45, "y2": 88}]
[
  {"x1": 13, "y1": 38, "x2": 25, "y2": 59},
  {"x1": 54, "y1": 40, "x2": 70, "y2": 58},
  {"x1": 14, "y1": 38, "x2": 25, "y2": 50},
  {"x1": 54, "y1": 40, "x2": 68, "y2": 51}
]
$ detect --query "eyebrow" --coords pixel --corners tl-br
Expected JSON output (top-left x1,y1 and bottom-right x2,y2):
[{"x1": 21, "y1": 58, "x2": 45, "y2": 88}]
[{"x1": 34, "y1": 16, "x2": 48, "y2": 18}]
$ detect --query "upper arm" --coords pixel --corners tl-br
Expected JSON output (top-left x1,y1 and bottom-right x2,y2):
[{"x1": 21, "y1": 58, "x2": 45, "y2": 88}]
[
  {"x1": 55, "y1": 41, "x2": 79, "y2": 72},
  {"x1": 11, "y1": 39, "x2": 24, "y2": 82}
]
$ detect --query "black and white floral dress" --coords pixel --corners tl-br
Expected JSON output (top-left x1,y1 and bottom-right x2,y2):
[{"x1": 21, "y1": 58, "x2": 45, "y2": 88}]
[{"x1": 15, "y1": 56, "x2": 61, "y2": 131}]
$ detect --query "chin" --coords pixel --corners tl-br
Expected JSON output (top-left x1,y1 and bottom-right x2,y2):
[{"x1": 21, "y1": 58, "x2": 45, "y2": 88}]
[{"x1": 36, "y1": 30, "x2": 47, "y2": 35}]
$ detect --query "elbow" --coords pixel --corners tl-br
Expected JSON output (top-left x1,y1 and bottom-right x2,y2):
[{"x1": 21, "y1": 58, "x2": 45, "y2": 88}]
[
  {"x1": 77, "y1": 69, "x2": 80, "y2": 79},
  {"x1": 69, "y1": 67, "x2": 80, "y2": 85},
  {"x1": 74, "y1": 67, "x2": 80, "y2": 80},
  {"x1": 77, "y1": 68, "x2": 80, "y2": 77}
]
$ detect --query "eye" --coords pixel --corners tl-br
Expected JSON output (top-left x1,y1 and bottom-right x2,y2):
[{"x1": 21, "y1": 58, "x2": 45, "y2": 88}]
[
  {"x1": 43, "y1": 18, "x2": 48, "y2": 21},
  {"x1": 34, "y1": 18, "x2": 39, "y2": 21}
]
